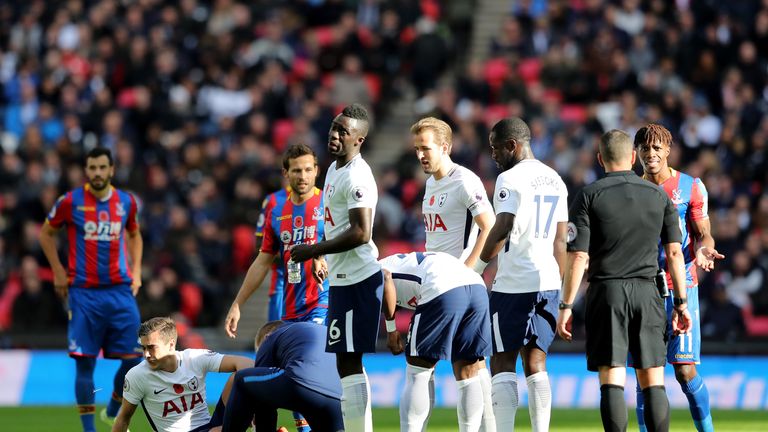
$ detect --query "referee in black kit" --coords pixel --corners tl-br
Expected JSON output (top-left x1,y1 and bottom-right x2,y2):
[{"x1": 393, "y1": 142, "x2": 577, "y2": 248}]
[{"x1": 556, "y1": 130, "x2": 692, "y2": 432}]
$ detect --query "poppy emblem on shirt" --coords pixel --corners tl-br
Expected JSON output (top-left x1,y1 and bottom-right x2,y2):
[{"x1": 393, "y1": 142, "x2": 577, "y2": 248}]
[
  {"x1": 173, "y1": 384, "x2": 184, "y2": 394},
  {"x1": 438, "y1": 193, "x2": 448, "y2": 207},
  {"x1": 498, "y1": 188, "x2": 510, "y2": 201},
  {"x1": 429, "y1": 195, "x2": 435, "y2": 206},
  {"x1": 98, "y1": 210, "x2": 110, "y2": 222},
  {"x1": 294, "y1": 216, "x2": 304, "y2": 228},
  {"x1": 188, "y1": 377, "x2": 199, "y2": 391}
]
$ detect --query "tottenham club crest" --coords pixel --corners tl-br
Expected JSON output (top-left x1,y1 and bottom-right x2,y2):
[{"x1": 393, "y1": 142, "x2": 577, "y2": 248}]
[
  {"x1": 325, "y1": 184, "x2": 335, "y2": 199},
  {"x1": 438, "y1": 193, "x2": 448, "y2": 207},
  {"x1": 187, "y1": 377, "x2": 199, "y2": 391},
  {"x1": 498, "y1": 188, "x2": 510, "y2": 201}
]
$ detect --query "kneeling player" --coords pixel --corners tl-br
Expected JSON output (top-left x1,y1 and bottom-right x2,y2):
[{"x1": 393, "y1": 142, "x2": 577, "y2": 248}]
[
  {"x1": 380, "y1": 252, "x2": 492, "y2": 432},
  {"x1": 112, "y1": 317, "x2": 253, "y2": 432},
  {"x1": 223, "y1": 321, "x2": 344, "y2": 432}
]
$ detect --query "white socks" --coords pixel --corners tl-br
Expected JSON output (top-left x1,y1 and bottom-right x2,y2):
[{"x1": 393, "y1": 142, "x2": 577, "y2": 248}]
[
  {"x1": 341, "y1": 372, "x2": 373, "y2": 432},
  {"x1": 491, "y1": 372, "x2": 519, "y2": 430},
  {"x1": 478, "y1": 367, "x2": 497, "y2": 432},
  {"x1": 526, "y1": 371, "x2": 551, "y2": 432},
  {"x1": 400, "y1": 364, "x2": 434, "y2": 432},
  {"x1": 456, "y1": 375, "x2": 484, "y2": 432}
]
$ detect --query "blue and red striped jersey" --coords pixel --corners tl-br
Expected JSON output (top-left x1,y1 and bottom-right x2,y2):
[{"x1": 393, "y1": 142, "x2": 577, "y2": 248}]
[
  {"x1": 256, "y1": 188, "x2": 290, "y2": 297},
  {"x1": 261, "y1": 187, "x2": 329, "y2": 320},
  {"x1": 46, "y1": 184, "x2": 140, "y2": 288},
  {"x1": 657, "y1": 169, "x2": 709, "y2": 289}
]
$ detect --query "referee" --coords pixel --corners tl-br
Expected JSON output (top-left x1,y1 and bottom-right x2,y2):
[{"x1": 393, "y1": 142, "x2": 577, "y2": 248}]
[{"x1": 556, "y1": 130, "x2": 692, "y2": 432}]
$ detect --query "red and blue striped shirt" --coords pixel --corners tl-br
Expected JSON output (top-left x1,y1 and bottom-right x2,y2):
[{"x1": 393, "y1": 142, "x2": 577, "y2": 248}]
[
  {"x1": 261, "y1": 187, "x2": 329, "y2": 320},
  {"x1": 46, "y1": 184, "x2": 140, "y2": 288}
]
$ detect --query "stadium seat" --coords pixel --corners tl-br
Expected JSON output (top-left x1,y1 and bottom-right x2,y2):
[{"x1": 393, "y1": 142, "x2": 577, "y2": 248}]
[
  {"x1": 561, "y1": 104, "x2": 589, "y2": 124},
  {"x1": 742, "y1": 304, "x2": 768, "y2": 337},
  {"x1": 179, "y1": 282, "x2": 203, "y2": 326},
  {"x1": 518, "y1": 58, "x2": 542, "y2": 84},
  {"x1": 272, "y1": 119, "x2": 294, "y2": 153},
  {"x1": 483, "y1": 58, "x2": 510, "y2": 93},
  {"x1": 364, "y1": 74, "x2": 382, "y2": 103},
  {"x1": 232, "y1": 225, "x2": 256, "y2": 273}
]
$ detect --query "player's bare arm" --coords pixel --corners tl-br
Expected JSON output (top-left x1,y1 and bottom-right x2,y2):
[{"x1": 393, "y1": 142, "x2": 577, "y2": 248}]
[
  {"x1": 38, "y1": 222, "x2": 68, "y2": 298},
  {"x1": 111, "y1": 399, "x2": 137, "y2": 432},
  {"x1": 691, "y1": 218, "x2": 724, "y2": 272},
  {"x1": 290, "y1": 207, "x2": 372, "y2": 262},
  {"x1": 479, "y1": 212, "x2": 516, "y2": 265},
  {"x1": 553, "y1": 221, "x2": 568, "y2": 280},
  {"x1": 381, "y1": 270, "x2": 404, "y2": 355},
  {"x1": 126, "y1": 229, "x2": 143, "y2": 296},
  {"x1": 464, "y1": 211, "x2": 496, "y2": 268},
  {"x1": 664, "y1": 242, "x2": 692, "y2": 334},
  {"x1": 225, "y1": 252, "x2": 275, "y2": 338},
  {"x1": 557, "y1": 251, "x2": 588, "y2": 342}
]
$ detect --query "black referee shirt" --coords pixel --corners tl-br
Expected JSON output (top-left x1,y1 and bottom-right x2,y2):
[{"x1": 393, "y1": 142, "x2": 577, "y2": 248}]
[{"x1": 567, "y1": 170, "x2": 682, "y2": 281}]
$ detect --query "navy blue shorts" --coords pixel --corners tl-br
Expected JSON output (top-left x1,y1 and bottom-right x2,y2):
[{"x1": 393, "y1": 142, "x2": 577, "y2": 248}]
[
  {"x1": 67, "y1": 285, "x2": 142, "y2": 358},
  {"x1": 326, "y1": 271, "x2": 383, "y2": 353},
  {"x1": 489, "y1": 290, "x2": 559, "y2": 354},
  {"x1": 407, "y1": 284, "x2": 491, "y2": 362},
  {"x1": 224, "y1": 367, "x2": 343, "y2": 432}
]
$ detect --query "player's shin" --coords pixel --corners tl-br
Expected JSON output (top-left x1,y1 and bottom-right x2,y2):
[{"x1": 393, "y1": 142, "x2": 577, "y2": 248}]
[
  {"x1": 74, "y1": 357, "x2": 97, "y2": 432},
  {"x1": 642, "y1": 386, "x2": 670, "y2": 432},
  {"x1": 478, "y1": 367, "x2": 496, "y2": 432},
  {"x1": 456, "y1": 375, "x2": 484, "y2": 432},
  {"x1": 681, "y1": 374, "x2": 714, "y2": 432},
  {"x1": 636, "y1": 382, "x2": 648, "y2": 432},
  {"x1": 107, "y1": 357, "x2": 141, "y2": 417},
  {"x1": 526, "y1": 371, "x2": 551, "y2": 432},
  {"x1": 491, "y1": 372, "x2": 518, "y2": 430},
  {"x1": 599, "y1": 384, "x2": 627, "y2": 432},
  {"x1": 400, "y1": 364, "x2": 433, "y2": 431},
  {"x1": 340, "y1": 371, "x2": 373, "y2": 432}
]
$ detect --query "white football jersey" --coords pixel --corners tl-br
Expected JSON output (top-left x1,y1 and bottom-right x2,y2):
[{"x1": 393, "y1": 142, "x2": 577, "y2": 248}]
[
  {"x1": 122, "y1": 349, "x2": 224, "y2": 432},
  {"x1": 492, "y1": 159, "x2": 568, "y2": 294},
  {"x1": 323, "y1": 154, "x2": 381, "y2": 285},
  {"x1": 423, "y1": 165, "x2": 493, "y2": 261},
  {"x1": 379, "y1": 251, "x2": 485, "y2": 309}
]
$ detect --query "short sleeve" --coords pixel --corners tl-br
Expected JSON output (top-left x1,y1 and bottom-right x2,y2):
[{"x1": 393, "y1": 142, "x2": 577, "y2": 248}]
[
  {"x1": 255, "y1": 197, "x2": 271, "y2": 238},
  {"x1": 461, "y1": 175, "x2": 493, "y2": 217},
  {"x1": 346, "y1": 169, "x2": 377, "y2": 210},
  {"x1": 259, "y1": 204, "x2": 279, "y2": 255},
  {"x1": 660, "y1": 193, "x2": 682, "y2": 245},
  {"x1": 689, "y1": 178, "x2": 709, "y2": 221},
  {"x1": 567, "y1": 189, "x2": 590, "y2": 252},
  {"x1": 188, "y1": 349, "x2": 225, "y2": 372},
  {"x1": 555, "y1": 179, "x2": 569, "y2": 223},
  {"x1": 126, "y1": 193, "x2": 140, "y2": 232},
  {"x1": 493, "y1": 174, "x2": 521, "y2": 216},
  {"x1": 121, "y1": 367, "x2": 144, "y2": 405},
  {"x1": 46, "y1": 194, "x2": 71, "y2": 228}
]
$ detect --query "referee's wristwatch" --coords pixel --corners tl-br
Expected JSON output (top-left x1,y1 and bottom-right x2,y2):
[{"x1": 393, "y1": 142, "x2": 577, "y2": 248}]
[
  {"x1": 673, "y1": 297, "x2": 687, "y2": 310},
  {"x1": 558, "y1": 301, "x2": 573, "y2": 310}
]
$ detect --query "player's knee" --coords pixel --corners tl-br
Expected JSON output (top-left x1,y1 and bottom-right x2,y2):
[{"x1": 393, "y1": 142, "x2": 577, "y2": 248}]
[
  {"x1": 335, "y1": 353, "x2": 363, "y2": 377},
  {"x1": 674, "y1": 364, "x2": 697, "y2": 383},
  {"x1": 490, "y1": 352, "x2": 518, "y2": 375},
  {"x1": 75, "y1": 356, "x2": 97, "y2": 374}
]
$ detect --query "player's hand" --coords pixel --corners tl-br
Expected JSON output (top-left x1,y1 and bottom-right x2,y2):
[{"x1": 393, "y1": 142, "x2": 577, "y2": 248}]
[
  {"x1": 695, "y1": 246, "x2": 724, "y2": 272},
  {"x1": 53, "y1": 267, "x2": 69, "y2": 299},
  {"x1": 312, "y1": 257, "x2": 328, "y2": 285},
  {"x1": 224, "y1": 304, "x2": 241, "y2": 338},
  {"x1": 290, "y1": 244, "x2": 314, "y2": 263},
  {"x1": 387, "y1": 330, "x2": 404, "y2": 355},
  {"x1": 672, "y1": 307, "x2": 692, "y2": 335},
  {"x1": 130, "y1": 277, "x2": 142, "y2": 296},
  {"x1": 557, "y1": 309, "x2": 573, "y2": 342}
]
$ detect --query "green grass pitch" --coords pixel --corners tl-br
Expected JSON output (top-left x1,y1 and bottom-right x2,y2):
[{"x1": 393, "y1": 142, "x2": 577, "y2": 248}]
[{"x1": 0, "y1": 406, "x2": 765, "y2": 431}]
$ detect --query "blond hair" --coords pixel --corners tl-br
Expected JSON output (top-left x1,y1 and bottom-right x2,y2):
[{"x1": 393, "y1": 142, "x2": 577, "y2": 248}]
[
  {"x1": 138, "y1": 317, "x2": 177, "y2": 343},
  {"x1": 410, "y1": 117, "x2": 453, "y2": 152}
]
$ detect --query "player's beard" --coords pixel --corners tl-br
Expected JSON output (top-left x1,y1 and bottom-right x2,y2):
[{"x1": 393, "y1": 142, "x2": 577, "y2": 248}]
[{"x1": 88, "y1": 174, "x2": 112, "y2": 191}]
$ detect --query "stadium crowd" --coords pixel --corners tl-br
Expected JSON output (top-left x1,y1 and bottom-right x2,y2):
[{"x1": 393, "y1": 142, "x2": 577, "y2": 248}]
[{"x1": 0, "y1": 0, "x2": 767, "y2": 346}]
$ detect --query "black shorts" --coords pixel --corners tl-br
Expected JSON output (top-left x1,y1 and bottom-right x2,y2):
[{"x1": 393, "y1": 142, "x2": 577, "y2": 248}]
[{"x1": 585, "y1": 278, "x2": 667, "y2": 372}]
